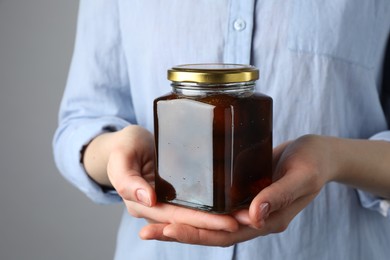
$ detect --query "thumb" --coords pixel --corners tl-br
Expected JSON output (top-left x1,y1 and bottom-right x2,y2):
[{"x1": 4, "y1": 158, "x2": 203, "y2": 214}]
[
  {"x1": 107, "y1": 147, "x2": 156, "y2": 207},
  {"x1": 248, "y1": 170, "x2": 308, "y2": 228}
]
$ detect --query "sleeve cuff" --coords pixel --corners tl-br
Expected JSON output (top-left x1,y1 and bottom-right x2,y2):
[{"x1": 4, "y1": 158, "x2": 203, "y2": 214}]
[
  {"x1": 355, "y1": 130, "x2": 390, "y2": 217},
  {"x1": 356, "y1": 190, "x2": 390, "y2": 217},
  {"x1": 53, "y1": 116, "x2": 130, "y2": 204}
]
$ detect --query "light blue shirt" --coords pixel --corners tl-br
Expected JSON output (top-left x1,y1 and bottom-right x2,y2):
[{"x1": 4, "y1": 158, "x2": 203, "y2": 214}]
[{"x1": 53, "y1": 0, "x2": 390, "y2": 259}]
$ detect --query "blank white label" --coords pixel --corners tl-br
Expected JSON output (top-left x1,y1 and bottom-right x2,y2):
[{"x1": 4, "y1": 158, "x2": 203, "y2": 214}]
[{"x1": 157, "y1": 99, "x2": 215, "y2": 206}]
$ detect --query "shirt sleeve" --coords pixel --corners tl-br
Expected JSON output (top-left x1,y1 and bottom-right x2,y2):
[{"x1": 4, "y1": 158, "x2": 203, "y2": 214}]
[{"x1": 52, "y1": 0, "x2": 135, "y2": 204}]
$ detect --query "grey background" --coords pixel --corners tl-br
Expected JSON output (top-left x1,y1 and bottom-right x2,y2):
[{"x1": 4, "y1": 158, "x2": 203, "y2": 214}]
[{"x1": 0, "y1": 1, "x2": 123, "y2": 259}]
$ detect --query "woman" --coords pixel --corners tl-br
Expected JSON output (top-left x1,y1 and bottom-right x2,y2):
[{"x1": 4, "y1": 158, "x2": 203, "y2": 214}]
[{"x1": 53, "y1": 0, "x2": 390, "y2": 259}]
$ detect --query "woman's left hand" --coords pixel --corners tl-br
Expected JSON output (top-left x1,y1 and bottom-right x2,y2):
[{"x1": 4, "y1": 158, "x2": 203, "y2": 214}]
[{"x1": 140, "y1": 135, "x2": 336, "y2": 246}]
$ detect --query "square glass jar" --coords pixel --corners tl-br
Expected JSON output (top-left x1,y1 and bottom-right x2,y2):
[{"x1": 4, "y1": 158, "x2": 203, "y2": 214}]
[{"x1": 154, "y1": 64, "x2": 272, "y2": 213}]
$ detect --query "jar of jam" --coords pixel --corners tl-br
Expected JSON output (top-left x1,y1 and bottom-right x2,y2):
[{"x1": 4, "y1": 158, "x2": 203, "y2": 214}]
[{"x1": 153, "y1": 64, "x2": 272, "y2": 214}]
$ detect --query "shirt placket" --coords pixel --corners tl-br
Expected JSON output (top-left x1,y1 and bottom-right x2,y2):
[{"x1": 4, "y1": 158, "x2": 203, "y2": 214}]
[
  {"x1": 224, "y1": 0, "x2": 256, "y2": 64},
  {"x1": 219, "y1": 1, "x2": 256, "y2": 260}
]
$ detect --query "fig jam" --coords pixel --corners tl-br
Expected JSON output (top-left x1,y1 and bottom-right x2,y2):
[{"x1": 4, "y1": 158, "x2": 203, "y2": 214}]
[{"x1": 154, "y1": 64, "x2": 272, "y2": 213}]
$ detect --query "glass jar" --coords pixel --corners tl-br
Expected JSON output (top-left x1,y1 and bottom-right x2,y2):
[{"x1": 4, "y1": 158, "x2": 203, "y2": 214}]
[{"x1": 153, "y1": 64, "x2": 272, "y2": 214}]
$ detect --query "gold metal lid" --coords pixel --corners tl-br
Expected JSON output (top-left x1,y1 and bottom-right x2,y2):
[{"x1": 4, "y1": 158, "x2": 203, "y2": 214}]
[{"x1": 168, "y1": 63, "x2": 259, "y2": 84}]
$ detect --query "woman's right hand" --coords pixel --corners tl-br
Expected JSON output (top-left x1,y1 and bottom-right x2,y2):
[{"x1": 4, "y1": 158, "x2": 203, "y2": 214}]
[{"x1": 83, "y1": 125, "x2": 239, "y2": 237}]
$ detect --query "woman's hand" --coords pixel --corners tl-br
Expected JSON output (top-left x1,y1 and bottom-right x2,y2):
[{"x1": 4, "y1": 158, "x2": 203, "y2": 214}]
[
  {"x1": 83, "y1": 125, "x2": 239, "y2": 235},
  {"x1": 140, "y1": 135, "x2": 335, "y2": 246}
]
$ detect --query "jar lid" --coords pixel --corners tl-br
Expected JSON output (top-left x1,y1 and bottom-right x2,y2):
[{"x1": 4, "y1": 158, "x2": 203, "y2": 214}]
[{"x1": 168, "y1": 63, "x2": 259, "y2": 84}]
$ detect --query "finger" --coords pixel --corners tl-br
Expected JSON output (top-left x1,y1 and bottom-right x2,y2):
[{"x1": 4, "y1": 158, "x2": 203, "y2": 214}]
[
  {"x1": 125, "y1": 201, "x2": 239, "y2": 232},
  {"x1": 232, "y1": 209, "x2": 251, "y2": 225},
  {"x1": 162, "y1": 224, "x2": 261, "y2": 247},
  {"x1": 249, "y1": 170, "x2": 315, "y2": 228},
  {"x1": 107, "y1": 148, "x2": 156, "y2": 206},
  {"x1": 260, "y1": 193, "x2": 318, "y2": 234},
  {"x1": 233, "y1": 210, "x2": 262, "y2": 229},
  {"x1": 139, "y1": 223, "x2": 177, "y2": 242}
]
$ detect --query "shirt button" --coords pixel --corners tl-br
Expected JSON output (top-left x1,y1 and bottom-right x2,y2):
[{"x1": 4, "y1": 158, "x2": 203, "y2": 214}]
[{"x1": 233, "y1": 19, "x2": 246, "y2": 31}]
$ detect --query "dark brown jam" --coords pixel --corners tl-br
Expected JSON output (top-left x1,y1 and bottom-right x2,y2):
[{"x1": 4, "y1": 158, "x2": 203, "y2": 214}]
[
  {"x1": 153, "y1": 63, "x2": 272, "y2": 214},
  {"x1": 154, "y1": 92, "x2": 272, "y2": 213}
]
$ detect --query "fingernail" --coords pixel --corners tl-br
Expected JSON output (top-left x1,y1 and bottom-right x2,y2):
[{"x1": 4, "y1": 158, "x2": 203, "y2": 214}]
[
  {"x1": 259, "y1": 203, "x2": 270, "y2": 222},
  {"x1": 136, "y1": 189, "x2": 151, "y2": 207}
]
